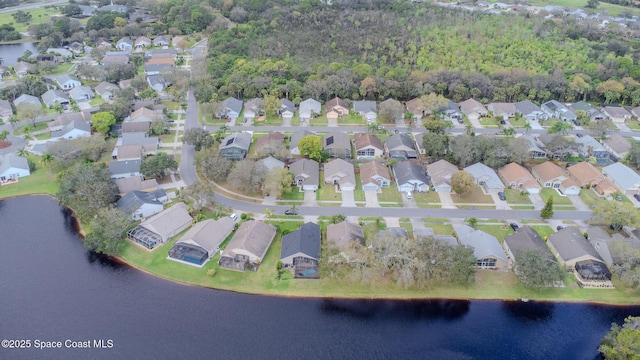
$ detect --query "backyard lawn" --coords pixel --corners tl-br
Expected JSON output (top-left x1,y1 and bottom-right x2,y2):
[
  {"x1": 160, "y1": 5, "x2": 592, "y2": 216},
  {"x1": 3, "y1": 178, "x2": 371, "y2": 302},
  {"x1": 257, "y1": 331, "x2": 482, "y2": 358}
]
[
  {"x1": 452, "y1": 187, "x2": 493, "y2": 204},
  {"x1": 0, "y1": 155, "x2": 57, "y2": 199}
]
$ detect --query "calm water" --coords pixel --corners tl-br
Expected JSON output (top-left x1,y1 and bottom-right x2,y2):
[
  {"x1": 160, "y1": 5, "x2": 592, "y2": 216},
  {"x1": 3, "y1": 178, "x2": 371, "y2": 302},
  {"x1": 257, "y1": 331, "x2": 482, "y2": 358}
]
[
  {"x1": 1, "y1": 196, "x2": 639, "y2": 360},
  {"x1": 0, "y1": 42, "x2": 38, "y2": 66}
]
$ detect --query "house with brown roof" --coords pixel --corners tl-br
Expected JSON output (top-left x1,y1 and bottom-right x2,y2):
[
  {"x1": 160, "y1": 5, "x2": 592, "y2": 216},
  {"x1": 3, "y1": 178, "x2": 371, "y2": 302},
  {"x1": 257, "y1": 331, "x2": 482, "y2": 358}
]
[
  {"x1": 487, "y1": 102, "x2": 516, "y2": 120},
  {"x1": 566, "y1": 162, "x2": 617, "y2": 196},
  {"x1": 602, "y1": 106, "x2": 632, "y2": 123},
  {"x1": 427, "y1": 159, "x2": 459, "y2": 193},
  {"x1": 603, "y1": 134, "x2": 632, "y2": 160},
  {"x1": 130, "y1": 107, "x2": 161, "y2": 123},
  {"x1": 531, "y1": 161, "x2": 580, "y2": 195},
  {"x1": 115, "y1": 175, "x2": 158, "y2": 195},
  {"x1": 360, "y1": 160, "x2": 391, "y2": 192},
  {"x1": 459, "y1": 98, "x2": 488, "y2": 120},
  {"x1": 145, "y1": 57, "x2": 175, "y2": 66},
  {"x1": 324, "y1": 158, "x2": 356, "y2": 192},
  {"x1": 405, "y1": 97, "x2": 427, "y2": 121},
  {"x1": 255, "y1": 132, "x2": 285, "y2": 155},
  {"x1": 353, "y1": 132, "x2": 384, "y2": 159},
  {"x1": 219, "y1": 220, "x2": 277, "y2": 272},
  {"x1": 113, "y1": 145, "x2": 143, "y2": 161},
  {"x1": 498, "y1": 162, "x2": 541, "y2": 194},
  {"x1": 326, "y1": 221, "x2": 365, "y2": 263},
  {"x1": 122, "y1": 121, "x2": 151, "y2": 133},
  {"x1": 326, "y1": 96, "x2": 349, "y2": 120}
]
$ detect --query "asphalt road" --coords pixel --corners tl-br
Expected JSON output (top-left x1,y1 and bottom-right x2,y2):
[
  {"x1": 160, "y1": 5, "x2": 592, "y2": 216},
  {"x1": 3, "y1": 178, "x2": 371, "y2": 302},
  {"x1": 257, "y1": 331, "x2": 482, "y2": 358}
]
[{"x1": 0, "y1": 0, "x2": 68, "y2": 14}]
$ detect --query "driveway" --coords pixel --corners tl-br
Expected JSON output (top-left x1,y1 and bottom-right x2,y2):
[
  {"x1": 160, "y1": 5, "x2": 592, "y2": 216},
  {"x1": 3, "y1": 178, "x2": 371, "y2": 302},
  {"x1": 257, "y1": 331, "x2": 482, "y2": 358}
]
[
  {"x1": 364, "y1": 190, "x2": 380, "y2": 207},
  {"x1": 467, "y1": 116, "x2": 482, "y2": 129},
  {"x1": 282, "y1": 117, "x2": 292, "y2": 127},
  {"x1": 529, "y1": 193, "x2": 544, "y2": 210},
  {"x1": 437, "y1": 192, "x2": 456, "y2": 209},
  {"x1": 490, "y1": 192, "x2": 510, "y2": 210},
  {"x1": 402, "y1": 193, "x2": 418, "y2": 208},
  {"x1": 328, "y1": 118, "x2": 338, "y2": 127},
  {"x1": 568, "y1": 195, "x2": 590, "y2": 211},
  {"x1": 341, "y1": 190, "x2": 356, "y2": 207},
  {"x1": 395, "y1": 119, "x2": 406, "y2": 128},
  {"x1": 303, "y1": 190, "x2": 317, "y2": 206}
]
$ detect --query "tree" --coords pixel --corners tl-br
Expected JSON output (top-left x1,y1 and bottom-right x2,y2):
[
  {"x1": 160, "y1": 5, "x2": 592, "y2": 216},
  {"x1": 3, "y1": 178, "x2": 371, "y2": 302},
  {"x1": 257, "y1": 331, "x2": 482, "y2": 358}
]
[
  {"x1": 418, "y1": 93, "x2": 449, "y2": 115},
  {"x1": 423, "y1": 116, "x2": 451, "y2": 134},
  {"x1": 589, "y1": 119, "x2": 614, "y2": 141},
  {"x1": 149, "y1": 116, "x2": 170, "y2": 136},
  {"x1": 466, "y1": 217, "x2": 478, "y2": 229},
  {"x1": 16, "y1": 103, "x2": 44, "y2": 128},
  {"x1": 599, "y1": 316, "x2": 640, "y2": 360},
  {"x1": 48, "y1": 136, "x2": 108, "y2": 168},
  {"x1": 263, "y1": 208, "x2": 273, "y2": 222},
  {"x1": 57, "y1": 163, "x2": 119, "y2": 220},
  {"x1": 12, "y1": 10, "x2": 32, "y2": 24},
  {"x1": 547, "y1": 121, "x2": 573, "y2": 135},
  {"x1": 180, "y1": 182, "x2": 216, "y2": 211},
  {"x1": 262, "y1": 168, "x2": 293, "y2": 197},
  {"x1": 592, "y1": 200, "x2": 640, "y2": 232},
  {"x1": 0, "y1": 130, "x2": 7, "y2": 141},
  {"x1": 263, "y1": 95, "x2": 280, "y2": 116},
  {"x1": 91, "y1": 112, "x2": 116, "y2": 134},
  {"x1": 141, "y1": 153, "x2": 178, "y2": 179},
  {"x1": 40, "y1": 153, "x2": 53, "y2": 172},
  {"x1": 546, "y1": 135, "x2": 578, "y2": 160},
  {"x1": 255, "y1": 139, "x2": 288, "y2": 159},
  {"x1": 197, "y1": 149, "x2": 233, "y2": 182},
  {"x1": 586, "y1": 0, "x2": 599, "y2": 9},
  {"x1": 508, "y1": 137, "x2": 531, "y2": 164},
  {"x1": 297, "y1": 134, "x2": 324, "y2": 162},
  {"x1": 422, "y1": 132, "x2": 448, "y2": 160},
  {"x1": 540, "y1": 196, "x2": 554, "y2": 219},
  {"x1": 83, "y1": 207, "x2": 131, "y2": 255},
  {"x1": 514, "y1": 250, "x2": 565, "y2": 289},
  {"x1": 451, "y1": 170, "x2": 475, "y2": 196},
  {"x1": 227, "y1": 161, "x2": 267, "y2": 193},
  {"x1": 377, "y1": 99, "x2": 404, "y2": 123},
  {"x1": 183, "y1": 128, "x2": 214, "y2": 151}
]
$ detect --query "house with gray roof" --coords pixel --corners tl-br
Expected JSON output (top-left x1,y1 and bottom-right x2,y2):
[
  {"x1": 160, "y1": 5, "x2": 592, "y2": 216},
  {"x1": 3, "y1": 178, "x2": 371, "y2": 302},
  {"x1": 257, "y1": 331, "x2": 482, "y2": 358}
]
[
  {"x1": 299, "y1": 98, "x2": 321, "y2": 122},
  {"x1": 324, "y1": 158, "x2": 356, "y2": 192},
  {"x1": 42, "y1": 89, "x2": 69, "y2": 108},
  {"x1": 459, "y1": 98, "x2": 488, "y2": 120},
  {"x1": 219, "y1": 220, "x2": 277, "y2": 271},
  {"x1": 13, "y1": 61, "x2": 32, "y2": 77},
  {"x1": 323, "y1": 132, "x2": 352, "y2": 159},
  {"x1": 144, "y1": 63, "x2": 172, "y2": 76},
  {"x1": 280, "y1": 222, "x2": 321, "y2": 278},
  {"x1": 289, "y1": 159, "x2": 319, "y2": 191},
  {"x1": 520, "y1": 134, "x2": 548, "y2": 159},
  {"x1": 146, "y1": 74, "x2": 168, "y2": 92},
  {"x1": 602, "y1": 162, "x2": 640, "y2": 196},
  {"x1": 0, "y1": 155, "x2": 30, "y2": 182},
  {"x1": 113, "y1": 145, "x2": 143, "y2": 161},
  {"x1": 465, "y1": 162, "x2": 505, "y2": 194},
  {"x1": 575, "y1": 135, "x2": 611, "y2": 164},
  {"x1": 116, "y1": 37, "x2": 133, "y2": 51},
  {"x1": 50, "y1": 120, "x2": 91, "y2": 140},
  {"x1": 116, "y1": 190, "x2": 166, "y2": 220},
  {"x1": 289, "y1": 130, "x2": 316, "y2": 155},
  {"x1": 427, "y1": 159, "x2": 458, "y2": 193},
  {"x1": 454, "y1": 225, "x2": 508, "y2": 269},
  {"x1": 279, "y1": 98, "x2": 295, "y2": 120},
  {"x1": 257, "y1": 156, "x2": 285, "y2": 172},
  {"x1": 153, "y1": 35, "x2": 170, "y2": 47},
  {"x1": 353, "y1": 100, "x2": 378, "y2": 122},
  {"x1": 0, "y1": 99, "x2": 12, "y2": 121},
  {"x1": 52, "y1": 74, "x2": 81, "y2": 90},
  {"x1": 360, "y1": 160, "x2": 391, "y2": 192},
  {"x1": 392, "y1": 161, "x2": 429, "y2": 192},
  {"x1": 603, "y1": 134, "x2": 632, "y2": 160},
  {"x1": 102, "y1": 53, "x2": 129, "y2": 65},
  {"x1": 169, "y1": 217, "x2": 235, "y2": 267},
  {"x1": 99, "y1": 3, "x2": 128, "y2": 13},
  {"x1": 413, "y1": 227, "x2": 459, "y2": 247},
  {"x1": 570, "y1": 101, "x2": 605, "y2": 122},
  {"x1": 385, "y1": 133, "x2": 417, "y2": 160},
  {"x1": 77, "y1": 5, "x2": 96, "y2": 16},
  {"x1": 127, "y1": 202, "x2": 192, "y2": 249},
  {"x1": 438, "y1": 101, "x2": 462, "y2": 122},
  {"x1": 243, "y1": 98, "x2": 264, "y2": 121},
  {"x1": 219, "y1": 132, "x2": 251, "y2": 159},
  {"x1": 115, "y1": 175, "x2": 158, "y2": 195},
  {"x1": 602, "y1": 106, "x2": 632, "y2": 123},
  {"x1": 541, "y1": 100, "x2": 577, "y2": 122},
  {"x1": 109, "y1": 159, "x2": 142, "y2": 179},
  {"x1": 120, "y1": 132, "x2": 159, "y2": 154},
  {"x1": 94, "y1": 81, "x2": 119, "y2": 100},
  {"x1": 326, "y1": 221, "x2": 365, "y2": 263},
  {"x1": 14, "y1": 94, "x2": 41, "y2": 108},
  {"x1": 547, "y1": 227, "x2": 605, "y2": 270},
  {"x1": 68, "y1": 86, "x2": 94, "y2": 102},
  {"x1": 46, "y1": 48, "x2": 73, "y2": 58},
  {"x1": 503, "y1": 226, "x2": 554, "y2": 267},
  {"x1": 218, "y1": 97, "x2": 244, "y2": 121},
  {"x1": 515, "y1": 100, "x2": 546, "y2": 122},
  {"x1": 134, "y1": 36, "x2": 151, "y2": 49}
]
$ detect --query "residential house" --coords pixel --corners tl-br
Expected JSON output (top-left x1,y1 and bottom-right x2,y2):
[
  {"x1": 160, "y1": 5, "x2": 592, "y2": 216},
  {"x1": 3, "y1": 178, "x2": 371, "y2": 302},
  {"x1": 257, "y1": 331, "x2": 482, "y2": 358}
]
[
  {"x1": 68, "y1": 86, "x2": 94, "y2": 102},
  {"x1": 219, "y1": 132, "x2": 251, "y2": 159},
  {"x1": 77, "y1": 5, "x2": 96, "y2": 16},
  {"x1": 459, "y1": 98, "x2": 488, "y2": 120},
  {"x1": 153, "y1": 36, "x2": 170, "y2": 47},
  {"x1": 575, "y1": 135, "x2": 612, "y2": 164},
  {"x1": 0, "y1": 155, "x2": 30, "y2": 182},
  {"x1": 515, "y1": 100, "x2": 546, "y2": 122},
  {"x1": 465, "y1": 162, "x2": 506, "y2": 194},
  {"x1": 541, "y1": 100, "x2": 577, "y2": 122},
  {"x1": 219, "y1": 220, "x2": 277, "y2": 272},
  {"x1": 326, "y1": 221, "x2": 365, "y2": 263},
  {"x1": 324, "y1": 158, "x2": 356, "y2": 192},
  {"x1": 115, "y1": 176, "x2": 158, "y2": 195},
  {"x1": 488, "y1": 103, "x2": 516, "y2": 120},
  {"x1": 323, "y1": 132, "x2": 352, "y2": 159},
  {"x1": 169, "y1": 218, "x2": 235, "y2": 267},
  {"x1": 244, "y1": 98, "x2": 264, "y2": 121},
  {"x1": 531, "y1": 161, "x2": 580, "y2": 195},
  {"x1": 325, "y1": 96, "x2": 349, "y2": 120},
  {"x1": 585, "y1": 226, "x2": 618, "y2": 267},
  {"x1": 427, "y1": 159, "x2": 459, "y2": 193},
  {"x1": 353, "y1": 132, "x2": 384, "y2": 159},
  {"x1": 536, "y1": 133, "x2": 576, "y2": 160},
  {"x1": 116, "y1": 190, "x2": 166, "y2": 220},
  {"x1": 116, "y1": 37, "x2": 133, "y2": 51},
  {"x1": 14, "y1": 94, "x2": 41, "y2": 108},
  {"x1": 46, "y1": 48, "x2": 73, "y2": 58},
  {"x1": 439, "y1": 101, "x2": 462, "y2": 122},
  {"x1": 290, "y1": 159, "x2": 319, "y2": 191},
  {"x1": 144, "y1": 63, "x2": 172, "y2": 76},
  {"x1": 50, "y1": 120, "x2": 91, "y2": 140},
  {"x1": 360, "y1": 160, "x2": 391, "y2": 192},
  {"x1": 121, "y1": 121, "x2": 151, "y2": 133},
  {"x1": 145, "y1": 57, "x2": 176, "y2": 66},
  {"x1": 68, "y1": 42, "x2": 83, "y2": 54},
  {"x1": 279, "y1": 98, "x2": 295, "y2": 120},
  {"x1": 0, "y1": 65, "x2": 11, "y2": 78},
  {"x1": 98, "y1": 3, "x2": 128, "y2": 13},
  {"x1": 146, "y1": 75, "x2": 168, "y2": 92},
  {"x1": 570, "y1": 101, "x2": 605, "y2": 122},
  {"x1": 13, "y1": 61, "x2": 32, "y2": 77},
  {"x1": 405, "y1": 97, "x2": 427, "y2": 121},
  {"x1": 503, "y1": 226, "x2": 554, "y2": 267},
  {"x1": 257, "y1": 156, "x2": 285, "y2": 172},
  {"x1": 130, "y1": 107, "x2": 160, "y2": 123},
  {"x1": 385, "y1": 133, "x2": 417, "y2": 160},
  {"x1": 94, "y1": 82, "x2": 119, "y2": 100},
  {"x1": 353, "y1": 100, "x2": 378, "y2": 123},
  {"x1": 454, "y1": 225, "x2": 509, "y2": 269},
  {"x1": 497, "y1": 162, "x2": 540, "y2": 194},
  {"x1": 392, "y1": 161, "x2": 429, "y2": 192},
  {"x1": 48, "y1": 111, "x2": 89, "y2": 132},
  {"x1": 298, "y1": 98, "x2": 321, "y2": 122},
  {"x1": 126, "y1": 203, "x2": 192, "y2": 249},
  {"x1": 95, "y1": 38, "x2": 112, "y2": 48},
  {"x1": 109, "y1": 159, "x2": 142, "y2": 179},
  {"x1": 218, "y1": 97, "x2": 243, "y2": 121},
  {"x1": 520, "y1": 134, "x2": 548, "y2": 159},
  {"x1": 255, "y1": 132, "x2": 284, "y2": 157},
  {"x1": 42, "y1": 89, "x2": 69, "y2": 107},
  {"x1": 413, "y1": 133, "x2": 426, "y2": 155},
  {"x1": 567, "y1": 162, "x2": 617, "y2": 196},
  {"x1": 0, "y1": 100, "x2": 13, "y2": 121},
  {"x1": 280, "y1": 222, "x2": 321, "y2": 278},
  {"x1": 113, "y1": 144, "x2": 144, "y2": 161},
  {"x1": 603, "y1": 134, "x2": 632, "y2": 160},
  {"x1": 602, "y1": 162, "x2": 640, "y2": 196},
  {"x1": 289, "y1": 130, "x2": 316, "y2": 156},
  {"x1": 134, "y1": 36, "x2": 152, "y2": 49},
  {"x1": 120, "y1": 133, "x2": 159, "y2": 155},
  {"x1": 632, "y1": 106, "x2": 640, "y2": 119},
  {"x1": 102, "y1": 53, "x2": 129, "y2": 65},
  {"x1": 547, "y1": 227, "x2": 609, "y2": 276},
  {"x1": 602, "y1": 106, "x2": 632, "y2": 123}
]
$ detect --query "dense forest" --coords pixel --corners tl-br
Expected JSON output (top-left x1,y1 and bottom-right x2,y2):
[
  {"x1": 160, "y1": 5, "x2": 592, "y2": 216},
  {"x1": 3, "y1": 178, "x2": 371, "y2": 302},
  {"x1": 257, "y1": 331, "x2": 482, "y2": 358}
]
[{"x1": 193, "y1": 0, "x2": 640, "y2": 106}]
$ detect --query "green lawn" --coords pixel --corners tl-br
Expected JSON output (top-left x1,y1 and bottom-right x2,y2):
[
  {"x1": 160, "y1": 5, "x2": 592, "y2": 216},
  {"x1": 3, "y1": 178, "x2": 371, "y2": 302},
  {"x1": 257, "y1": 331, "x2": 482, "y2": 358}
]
[
  {"x1": 280, "y1": 186, "x2": 304, "y2": 201},
  {"x1": 89, "y1": 97, "x2": 105, "y2": 107},
  {"x1": 252, "y1": 114, "x2": 283, "y2": 126},
  {"x1": 579, "y1": 188, "x2": 602, "y2": 208},
  {"x1": 316, "y1": 175, "x2": 340, "y2": 202},
  {"x1": 504, "y1": 188, "x2": 532, "y2": 204},
  {"x1": 309, "y1": 116, "x2": 328, "y2": 126},
  {"x1": 17, "y1": 122, "x2": 48, "y2": 134},
  {"x1": 508, "y1": 117, "x2": 528, "y2": 128},
  {"x1": 626, "y1": 120, "x2": 640, "y2": 131},
  {"x1": 159, "y1": 130, "x2": 177, "y2": 143},
  {"x1": 45, "y1": 62, "x2": 74, "y2": 75},
  {"x1": 452, "y1": 187, "x2": 493, "y2": 204},
  {"x1": 413, "y1": 191, "x2": 440, "y2": 204},
  {"x1": 0, "y1": 155, "x2": 57, "y2": 199},
  {"x1": 339, "y1": 113, "x2": 367, "y2": 125},
  {"x1": 34, "y1": 132, "x2": 51, "y2": 140},
  {"x1": 0, "y1": 7, "x2": 62, "y2": 35},
  {"x1": 354, "y1": 174, "x2": 365, "y2": 201},
  {"x1": 540, "y1": 188, "x2": 573, "y2": 206},
  {"x1": 531, "y1": 225, "x2": 555, "y2": 240},
  {"x1": 479, "y1": 118, "x2": 500, "y2": 127},
  {"x1": 476, "y1": 225, "x2": 514, "y2": 242},
  {"x1": 377, "y1": 186, "x2": 401, "y2": 203}
]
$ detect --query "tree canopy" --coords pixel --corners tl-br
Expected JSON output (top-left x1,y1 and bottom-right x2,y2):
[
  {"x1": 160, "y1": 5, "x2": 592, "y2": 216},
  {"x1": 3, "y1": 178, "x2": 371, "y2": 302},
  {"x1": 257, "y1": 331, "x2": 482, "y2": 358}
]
[
  {"x1": 141, "y1": 153, "x2": 178, "y2": 179},
  {"x1": 599, "y1": 316, "x2": 640, "y2": 360},
  {"x1": 183, "y1": 128, "x2": 215, "y2": 151},
  {"x1": 91, "y1": 112, "x2": 116, "y2": 134},
  {"x1": 57, "y1": 163, "x2": 119, "y2": 220},
  {"x1": 84, "y1": 207, "x2": 131, "y2": 255},
  {"x1": 592, "y1": 200, "x2": 640, "y2": 231},
  {"x1": 514, "y1": 250, "x2": 565, "y2": 289},
  {"x1": 297, "y1": 134, "x2": 324, "y2": 162}
]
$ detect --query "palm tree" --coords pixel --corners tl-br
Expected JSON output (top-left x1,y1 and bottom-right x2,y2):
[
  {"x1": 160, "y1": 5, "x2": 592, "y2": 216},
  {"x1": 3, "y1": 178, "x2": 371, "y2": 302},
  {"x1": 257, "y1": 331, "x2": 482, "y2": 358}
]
[
  {"x1": 366, "y1": 122, "x2": 379, "y2": 134},
  {"x1": 40, "y1": 153, "x2": 53, "y2": 173},
  {"x1": 263, "y1": 208, "x2": 273, "y2": 223},
  {"x1": 548, "y1": 121, "x2": 573, "y2": 135},
  {"x1": 465, "y1": 123, "x2": 473, "y2": 135},
  {"x1": 502, "y1": 127, "x2": 516, "y2": 138},
  {"x1": 15, "y1": 147, "x2": 28, "y2": 157},
  {"x1": 523, "y1": 121, "x2": 532, "y2": 134}
]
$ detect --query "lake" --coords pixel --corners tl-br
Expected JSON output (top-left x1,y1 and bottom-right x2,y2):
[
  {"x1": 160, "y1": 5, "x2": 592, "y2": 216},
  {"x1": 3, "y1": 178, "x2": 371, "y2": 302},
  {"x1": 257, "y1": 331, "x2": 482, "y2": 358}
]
[
  {"x1": 1, "y1": 196, "x2": 639, "y2": 360},
  {"x1": 0, "y1": 42, "x2": 38, "y2": 66}
]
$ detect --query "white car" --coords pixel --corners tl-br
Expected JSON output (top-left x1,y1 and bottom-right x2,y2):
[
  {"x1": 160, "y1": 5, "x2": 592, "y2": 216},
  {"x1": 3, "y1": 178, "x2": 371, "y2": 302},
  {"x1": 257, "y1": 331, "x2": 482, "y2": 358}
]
[
  {"x1": 406, "y1": 191, "x2": 413, "y2": 200},
  {"x1": 229, "y1": 213, "x2": 238, "y2": 221}
]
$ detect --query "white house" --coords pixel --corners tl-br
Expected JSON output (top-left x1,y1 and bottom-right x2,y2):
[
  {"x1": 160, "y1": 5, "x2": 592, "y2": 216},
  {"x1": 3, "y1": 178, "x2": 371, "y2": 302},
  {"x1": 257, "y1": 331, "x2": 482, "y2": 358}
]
[{"x1": 0, "y1": 155, "x2": 30, "y2": 182}]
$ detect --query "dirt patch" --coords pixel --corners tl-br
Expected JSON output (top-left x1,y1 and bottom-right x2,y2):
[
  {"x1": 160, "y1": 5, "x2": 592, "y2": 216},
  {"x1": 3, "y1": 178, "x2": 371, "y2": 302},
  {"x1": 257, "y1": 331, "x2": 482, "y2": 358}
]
[{"x1": 0, "y1": 140, "x2": 11, "y2": 149}]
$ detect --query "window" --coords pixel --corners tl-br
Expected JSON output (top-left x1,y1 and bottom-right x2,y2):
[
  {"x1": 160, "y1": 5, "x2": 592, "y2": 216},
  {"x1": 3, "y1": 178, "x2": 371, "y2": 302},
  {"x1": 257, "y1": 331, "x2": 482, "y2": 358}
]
[{"x1": 477, "y1": 258, "x2": 497, "y2": 268}]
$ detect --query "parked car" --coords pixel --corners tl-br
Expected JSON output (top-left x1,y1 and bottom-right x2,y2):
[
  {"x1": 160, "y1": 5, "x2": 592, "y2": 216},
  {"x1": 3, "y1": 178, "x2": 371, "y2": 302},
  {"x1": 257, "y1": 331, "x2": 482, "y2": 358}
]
[
  {"x1": 406, "y1": 191, "x2": 413, "y2": 200},
  {"x1": 498, "y1": 192, "x2": 506, "y2": 201},
  {"x1": 634, "y1": 194, "x2": 640, "y2": 202},
  {"x1": 500, "y1": 119, "x2": 506, "y2": 125},
  {"x1": 229, "y1": 213, "x2": 238, "y2": 221},
  {"x1": 572, "y1": 119, "x2": 580, "y2": 126},
  {"x1": 576, "y1": 133, "x2": 583, "y2": 138},
  {"x1": 510, "y1": 223, "x2": 519, "y2": 232},
  {"x1": 284, "y1": 208, "x2": 298, "y2": 215},
  {"x1": 556, "y1": 225, "x2": 565, "y2": 231},
  {"x1": 614, "y1": 193, "x2": 623, "y2": 201}
]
